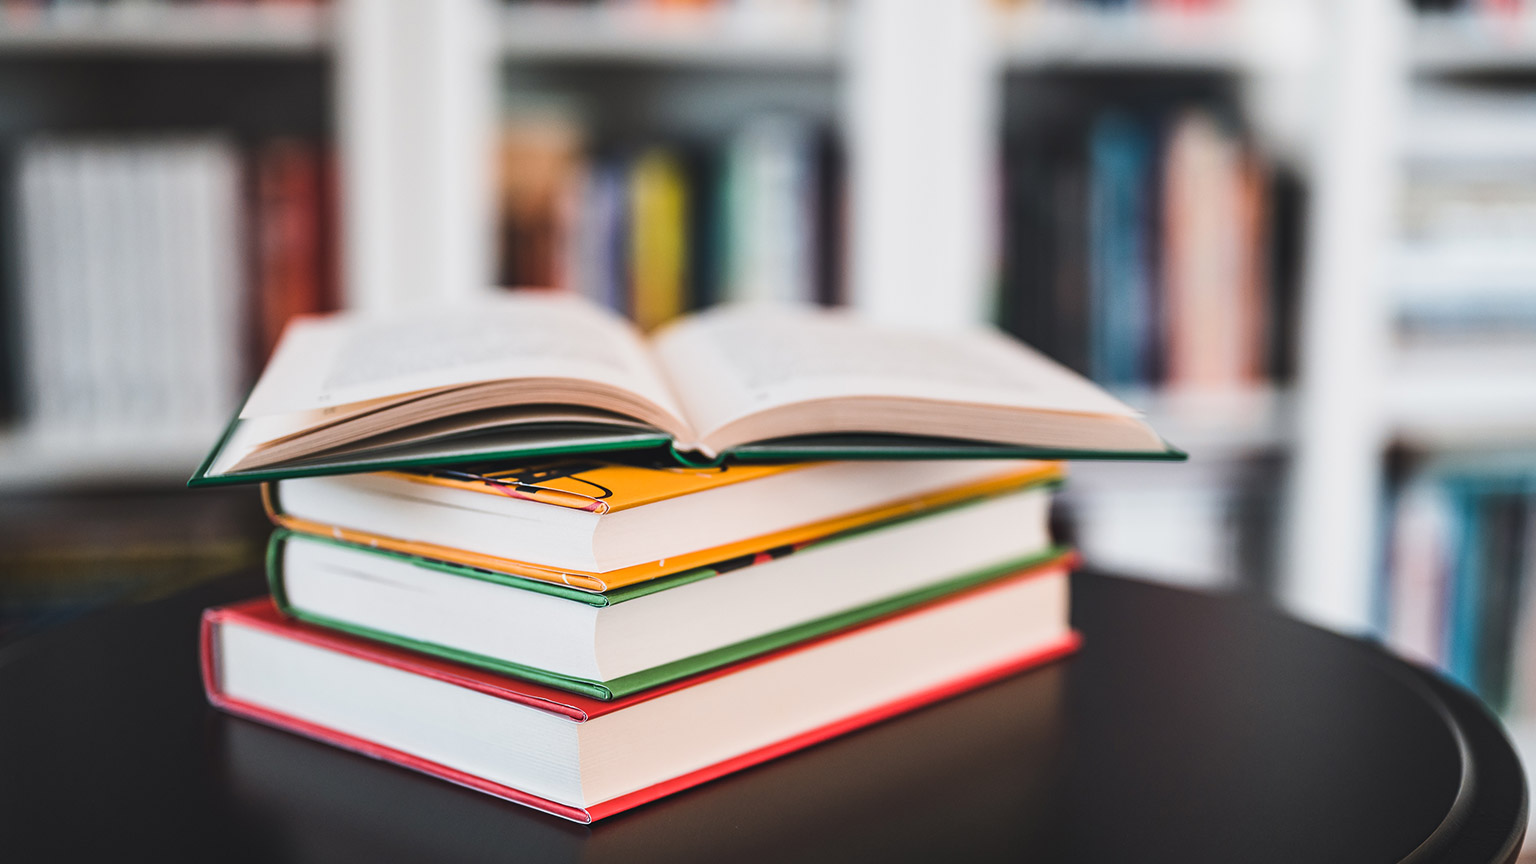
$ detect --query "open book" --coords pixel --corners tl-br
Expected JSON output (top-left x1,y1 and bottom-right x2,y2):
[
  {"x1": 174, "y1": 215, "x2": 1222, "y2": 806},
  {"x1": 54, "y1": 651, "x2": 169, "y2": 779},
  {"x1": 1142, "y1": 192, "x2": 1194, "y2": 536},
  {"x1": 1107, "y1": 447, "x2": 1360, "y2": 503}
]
[{"x1": 190, "y1": 292, "x2": 1181, "y2": 485}]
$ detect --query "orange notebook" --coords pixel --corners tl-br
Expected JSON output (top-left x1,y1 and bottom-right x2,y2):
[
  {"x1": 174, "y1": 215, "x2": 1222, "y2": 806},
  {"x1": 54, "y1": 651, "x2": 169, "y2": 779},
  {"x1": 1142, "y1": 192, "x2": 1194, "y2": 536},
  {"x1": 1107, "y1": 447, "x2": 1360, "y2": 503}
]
[{"x1": 266, "y1": 458, "x2": 1064, "y2": 592}]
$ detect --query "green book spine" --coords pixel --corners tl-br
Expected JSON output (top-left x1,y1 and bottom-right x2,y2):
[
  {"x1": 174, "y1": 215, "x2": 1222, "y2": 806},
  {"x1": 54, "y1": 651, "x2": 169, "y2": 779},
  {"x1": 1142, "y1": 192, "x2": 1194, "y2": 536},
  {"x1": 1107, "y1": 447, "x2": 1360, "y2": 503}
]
[{"x1": 266, "y1": 532, "x2": 1072, "y2": 701}]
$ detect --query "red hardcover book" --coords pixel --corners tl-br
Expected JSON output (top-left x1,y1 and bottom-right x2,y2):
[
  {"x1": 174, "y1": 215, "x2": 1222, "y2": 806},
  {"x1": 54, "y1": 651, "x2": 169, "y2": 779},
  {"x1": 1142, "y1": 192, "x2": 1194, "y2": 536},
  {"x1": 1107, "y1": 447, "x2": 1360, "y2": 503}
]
[
  {"x1": 251, "y1": 139, "x2": 337, "y2": 367},
  {"x1": 203, "y1": 564, "x2": 1078, "y2": 822}
]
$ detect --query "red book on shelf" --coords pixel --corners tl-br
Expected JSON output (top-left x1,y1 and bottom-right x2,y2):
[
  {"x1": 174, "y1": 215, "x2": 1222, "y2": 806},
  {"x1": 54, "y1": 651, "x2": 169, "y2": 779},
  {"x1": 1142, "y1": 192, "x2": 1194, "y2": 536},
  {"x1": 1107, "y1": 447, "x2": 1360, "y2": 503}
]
[
  {"x1": 202, "y1": 562, "x2": 1078, "y2": 823},
  {"x1": 252, "y1": 139, "x2": 335, "y2": 366}
]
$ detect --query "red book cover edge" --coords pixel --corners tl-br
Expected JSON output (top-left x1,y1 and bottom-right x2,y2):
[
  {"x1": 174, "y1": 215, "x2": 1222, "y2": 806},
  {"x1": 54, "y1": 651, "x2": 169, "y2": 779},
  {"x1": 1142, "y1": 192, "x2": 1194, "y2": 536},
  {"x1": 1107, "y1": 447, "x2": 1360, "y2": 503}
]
[
  {"x1": 200, "y1": 558, "x2": 1081, "y2": 823},
  {"x1": 203, "y1": 618, "x2": 1078, "y2": 823}
]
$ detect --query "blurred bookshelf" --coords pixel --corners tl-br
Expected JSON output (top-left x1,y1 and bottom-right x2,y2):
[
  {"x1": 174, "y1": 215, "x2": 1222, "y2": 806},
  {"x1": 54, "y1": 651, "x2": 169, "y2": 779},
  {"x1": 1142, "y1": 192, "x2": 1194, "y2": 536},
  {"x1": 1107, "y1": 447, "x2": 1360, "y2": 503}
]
[
  {"x1": 483, "y1": 13, "x2": 1536, "y2": 823},
  {"x1": 0, "y1": 7, "x2": 1297, "y2": 475},
  {"x1": 1380, "y1": 5, "x2": 1536, "y2": 843},
  {"x1": 6, "y1": 0, "x2": 1536, "y2": 791},
  {"x1": 2, "y1": 0, "x2": 1536, "y2": 841},
  {"x1": 0, "y1": 0, "x2": 332, "y2": 641},
  {"x1": 0, "y1": 0, "x2": 1300, "y2": 616}
]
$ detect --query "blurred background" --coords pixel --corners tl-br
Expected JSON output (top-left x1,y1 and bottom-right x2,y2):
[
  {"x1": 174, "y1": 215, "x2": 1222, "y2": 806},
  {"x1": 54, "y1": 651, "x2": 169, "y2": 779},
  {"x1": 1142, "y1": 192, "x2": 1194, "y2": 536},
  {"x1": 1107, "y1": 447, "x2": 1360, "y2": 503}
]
[{"x1": 1, "y1": 0, "x2": 1536, "y2": 836}]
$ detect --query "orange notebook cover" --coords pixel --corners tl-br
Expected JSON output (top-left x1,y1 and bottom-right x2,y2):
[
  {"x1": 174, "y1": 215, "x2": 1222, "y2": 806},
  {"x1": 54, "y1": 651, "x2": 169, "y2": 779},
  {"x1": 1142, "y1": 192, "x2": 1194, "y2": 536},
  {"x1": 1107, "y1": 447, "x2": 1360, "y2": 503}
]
[
  {"x1": 265, "y1": 458, "x2": 1065, "y2": 592},
  {"x1": 202, "y1": 566, "x2": 1079, "y2": 823}
]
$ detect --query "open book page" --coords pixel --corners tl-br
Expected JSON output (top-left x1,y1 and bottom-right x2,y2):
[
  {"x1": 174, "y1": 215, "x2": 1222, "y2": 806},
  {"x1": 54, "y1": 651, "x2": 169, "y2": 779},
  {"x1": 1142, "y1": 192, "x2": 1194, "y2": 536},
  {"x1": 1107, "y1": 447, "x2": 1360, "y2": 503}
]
[
  {"x1": 241, "y1": 292, "x2": 691, "y2": 433},
  {"x1": 651, "y1": 304, "x2": 1144, "y2": 454}
]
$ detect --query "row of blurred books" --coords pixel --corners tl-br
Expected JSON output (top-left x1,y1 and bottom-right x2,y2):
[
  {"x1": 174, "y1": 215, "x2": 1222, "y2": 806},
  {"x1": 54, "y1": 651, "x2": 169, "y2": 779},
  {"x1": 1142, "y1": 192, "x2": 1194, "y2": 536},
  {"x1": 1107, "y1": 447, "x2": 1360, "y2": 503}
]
[
  {"x1": 1001, "y1": 106, "x2": 1275, "y2": 391},
  {"x1": 9, "y1": 136, "x2": 337, "y2": 442},
  {"x1": 1384, "y1": 461, "x2": 1536, "y2": 717},
  {"x1": 27, "y1": 87, "x2": 1536, "y2": 454},
  {"x1": 495, "y1": 114, "x2": 840, "y2": 331},
  {"x1": 1, "y1": 104, "x2": 1280, "y2": 453}
]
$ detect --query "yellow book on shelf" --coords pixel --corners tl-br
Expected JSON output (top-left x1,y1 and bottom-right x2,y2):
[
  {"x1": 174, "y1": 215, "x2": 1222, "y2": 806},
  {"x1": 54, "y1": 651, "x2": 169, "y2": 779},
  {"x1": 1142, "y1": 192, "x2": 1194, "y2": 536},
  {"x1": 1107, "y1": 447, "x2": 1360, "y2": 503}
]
[
  {"x1": 629, "y1": 150, "x2": 688, "y2": 331},
  {"x1": 264, "y1": 458, "x2": 1065, "y2": 593}
]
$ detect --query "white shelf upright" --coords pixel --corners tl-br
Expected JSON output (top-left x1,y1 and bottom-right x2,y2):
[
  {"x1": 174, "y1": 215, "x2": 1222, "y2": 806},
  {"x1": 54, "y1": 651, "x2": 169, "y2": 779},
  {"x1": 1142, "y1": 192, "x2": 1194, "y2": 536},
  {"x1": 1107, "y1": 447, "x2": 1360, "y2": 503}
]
[
  {"x1": 335, "y1": 0, "x2": 496, "y2": 312},
  {"x1": 846, "y1": 0, "x2": 997, "y2": 331},
  {"x1": 1281, "y1": 0, "x2": 1407, "y2": 633}
]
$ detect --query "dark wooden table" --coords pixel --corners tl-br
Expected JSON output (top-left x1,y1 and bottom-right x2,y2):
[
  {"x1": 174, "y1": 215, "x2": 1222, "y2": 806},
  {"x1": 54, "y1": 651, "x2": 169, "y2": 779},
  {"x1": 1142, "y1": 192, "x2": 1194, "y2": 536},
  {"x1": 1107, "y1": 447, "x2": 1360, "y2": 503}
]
[{"x1": 0, "y1": 569, "x2": 1526, "y2": 863}]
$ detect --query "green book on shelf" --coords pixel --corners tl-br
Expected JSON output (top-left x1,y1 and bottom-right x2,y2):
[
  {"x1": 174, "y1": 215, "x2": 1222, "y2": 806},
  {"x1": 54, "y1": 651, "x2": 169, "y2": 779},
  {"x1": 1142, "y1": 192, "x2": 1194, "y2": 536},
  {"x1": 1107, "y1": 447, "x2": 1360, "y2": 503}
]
[
  {"x1": 190, "y1": 291, "x2": 1182, "y2": 487},
  {"x1": 265, "y1": 478, "x2": 1072, "y2": 700}
]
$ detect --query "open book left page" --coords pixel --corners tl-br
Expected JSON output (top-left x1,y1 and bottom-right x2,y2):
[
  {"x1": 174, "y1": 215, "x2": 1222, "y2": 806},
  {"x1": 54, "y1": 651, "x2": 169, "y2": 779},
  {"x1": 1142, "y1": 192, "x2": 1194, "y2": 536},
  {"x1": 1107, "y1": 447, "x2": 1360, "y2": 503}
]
[{"x1": 196, "y1": 293, "x2": 692, "y2": 484}]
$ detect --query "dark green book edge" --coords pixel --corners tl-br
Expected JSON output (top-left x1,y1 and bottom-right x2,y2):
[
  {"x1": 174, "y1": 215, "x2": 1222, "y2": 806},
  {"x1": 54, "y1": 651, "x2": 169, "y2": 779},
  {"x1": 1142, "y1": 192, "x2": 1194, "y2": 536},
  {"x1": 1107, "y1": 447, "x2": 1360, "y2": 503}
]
[
  {"x1": 710, "y1": 433, "x2": 1187, "y2": 466},
  {"x1": 266, "y1": 530, "x2": 1071, "y2": 701},
  {"x1": 188, "y1": 409, "x2": 674, "y2": 488},
  {"x1": 189, "y1": 407, "x2": 1185, "y2": 487}
]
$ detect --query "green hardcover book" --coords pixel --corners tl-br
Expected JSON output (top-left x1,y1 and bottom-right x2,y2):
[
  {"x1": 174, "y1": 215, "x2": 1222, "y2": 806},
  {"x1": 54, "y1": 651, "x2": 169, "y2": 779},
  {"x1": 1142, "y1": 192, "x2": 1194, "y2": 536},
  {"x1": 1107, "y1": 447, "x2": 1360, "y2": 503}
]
[
  {"x1": 265, "y1": 482, "x2": 1072, "y2": 700},
  {"x1": 189, "y1": 292, "x2": 1182, "y2": 487}
]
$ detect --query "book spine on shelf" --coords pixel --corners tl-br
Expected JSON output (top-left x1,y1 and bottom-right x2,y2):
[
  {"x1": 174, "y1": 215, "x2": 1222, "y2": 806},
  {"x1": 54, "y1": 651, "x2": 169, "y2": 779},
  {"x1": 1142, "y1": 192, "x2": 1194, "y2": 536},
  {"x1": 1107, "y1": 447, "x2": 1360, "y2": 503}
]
[
  {"x1": 1087, "y1": 112, "x2": 1156, "y2": 388},
  {"x1": 252, "y1": 139, "x2": 331, "y2": 368},
  {"x1": 1162, "y1": 111, "x2": 1255, "y2": 390},
  {"x1": 720, "y1": 115, "x2": 819, "y2": 307},
  {"x1": 15, "y1": 143, "x2": 60, "y2": 436},
  {"x1": 685, "y1": 143, "x2": 722, "y2": 310},
  {"x1": 628, "y1": 149, "x2": 688, "y2": 331}
]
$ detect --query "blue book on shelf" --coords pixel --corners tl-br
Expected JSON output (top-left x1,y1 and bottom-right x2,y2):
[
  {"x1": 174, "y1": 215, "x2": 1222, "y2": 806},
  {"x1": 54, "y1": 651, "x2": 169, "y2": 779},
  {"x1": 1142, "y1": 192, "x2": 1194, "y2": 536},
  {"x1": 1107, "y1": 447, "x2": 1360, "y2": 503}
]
[
  {"x1": 593, "y1": 160, "x2": 628, "y2": 317},
  {"x1": 1444, "y1": 479, "x2": 1483, "y2": 691},
  {"x1": 1446, "y1": 470, "x2": 1534, "y2": 709},
  {"x1": 1087, "y1": 113, "x2": 1154, "y2": 387}
]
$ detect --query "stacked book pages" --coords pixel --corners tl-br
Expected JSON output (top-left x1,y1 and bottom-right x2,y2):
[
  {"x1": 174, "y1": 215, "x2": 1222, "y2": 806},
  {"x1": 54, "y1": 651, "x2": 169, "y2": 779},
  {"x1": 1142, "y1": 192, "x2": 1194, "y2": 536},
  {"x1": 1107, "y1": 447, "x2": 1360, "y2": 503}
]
[{"x1": 193, "y1": 292, "x2": 1179, "y2": 822}]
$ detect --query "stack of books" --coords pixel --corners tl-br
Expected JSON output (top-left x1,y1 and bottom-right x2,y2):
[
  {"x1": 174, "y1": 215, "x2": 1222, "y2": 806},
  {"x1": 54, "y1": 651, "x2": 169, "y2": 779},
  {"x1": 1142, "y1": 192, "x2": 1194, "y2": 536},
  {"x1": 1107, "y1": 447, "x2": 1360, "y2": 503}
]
[{"x1": 192, "y1": 292, "x2": 1178, "y2": 822}]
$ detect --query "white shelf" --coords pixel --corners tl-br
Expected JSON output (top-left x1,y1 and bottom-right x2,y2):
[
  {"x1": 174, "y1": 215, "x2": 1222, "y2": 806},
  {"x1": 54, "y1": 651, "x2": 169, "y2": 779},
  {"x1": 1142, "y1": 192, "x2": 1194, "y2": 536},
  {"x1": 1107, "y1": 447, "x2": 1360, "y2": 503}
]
[
  {"x1": 0, "y1": 5, "x2": 330, "y2": 56},
  {"x1": 997, "y1": 7, "x2": 1246, "y2": 71},
  {"x1": 1062, "y1": 385, "x2": 1280, "y2": 590},
  {"x1": 495, "y1": 5, "x2": 1250, "y2": 72},
  {"x1": 0, "y1": 427, "x2": 215, "y2": 489},
  {"x1": 1411, "y1": 16, "x2": 1536, "y2": 73},
  {"x1": 1388, "y1": 370, "x2": 1536, "y2": 449},
  {"x1": 499, "y1": 4, "x2": 839, "y2": 68},
  {"x1": 1113, "y1": 385, "x2": 1292, "y2": 457}
]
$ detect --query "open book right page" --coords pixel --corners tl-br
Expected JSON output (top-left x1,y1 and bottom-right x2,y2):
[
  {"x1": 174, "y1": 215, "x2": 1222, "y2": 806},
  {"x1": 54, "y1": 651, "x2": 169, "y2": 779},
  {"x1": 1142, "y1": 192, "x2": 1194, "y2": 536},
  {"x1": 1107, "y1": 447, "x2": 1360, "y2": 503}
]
[{"x1": 650, "y1": 304, "x2": 1161, "y2": 458}]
